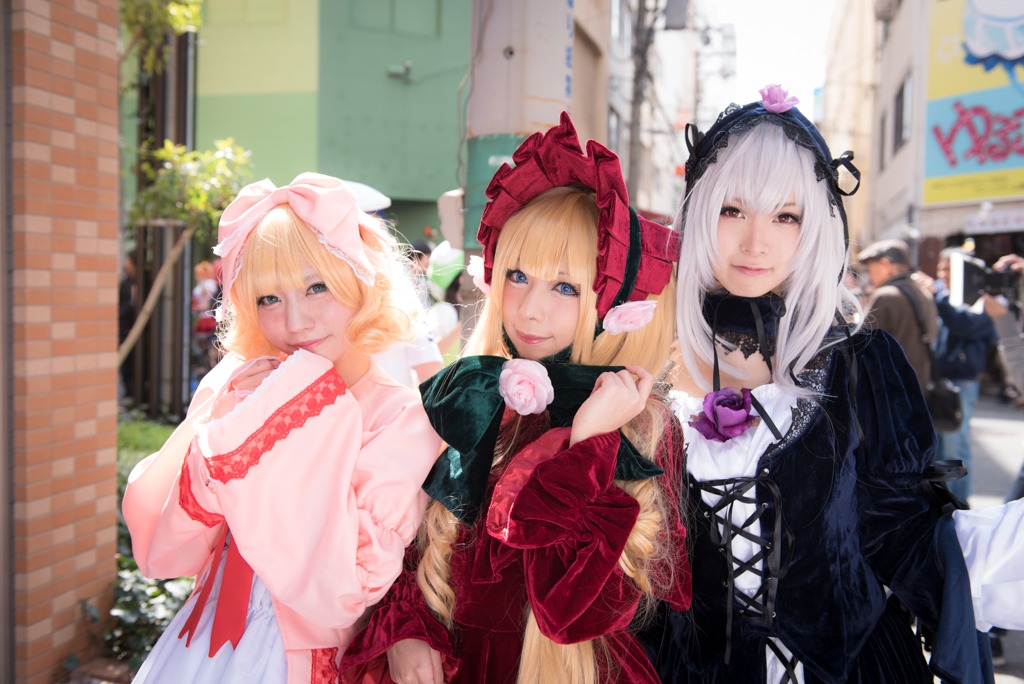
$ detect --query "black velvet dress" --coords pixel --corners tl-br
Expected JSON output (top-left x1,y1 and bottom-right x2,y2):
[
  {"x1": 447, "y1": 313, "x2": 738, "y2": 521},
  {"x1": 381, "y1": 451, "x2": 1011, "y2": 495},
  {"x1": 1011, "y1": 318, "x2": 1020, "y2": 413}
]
[{"x1": 638, "y1": 328, "x2": 994, "y2": 684}]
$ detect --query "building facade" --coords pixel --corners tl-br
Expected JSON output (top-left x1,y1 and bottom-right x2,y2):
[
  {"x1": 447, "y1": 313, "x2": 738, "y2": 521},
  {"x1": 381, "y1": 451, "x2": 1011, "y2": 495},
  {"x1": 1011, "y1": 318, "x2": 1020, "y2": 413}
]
[
  {"x1": 3, "y1": 1, "x2": 123, "y2": 681},
  {"x1": 821, "y1": 0, "x2": 879, "y2": 252},
  {"x1": 194, "y1": 0, "x2": 697, "y2": 246},
  {"x1": 869, "y1": 0, "x2": 1024, "y2": 268},
  {"x1": 194, "y1": 0, "x2": 473, "y2": 245}
]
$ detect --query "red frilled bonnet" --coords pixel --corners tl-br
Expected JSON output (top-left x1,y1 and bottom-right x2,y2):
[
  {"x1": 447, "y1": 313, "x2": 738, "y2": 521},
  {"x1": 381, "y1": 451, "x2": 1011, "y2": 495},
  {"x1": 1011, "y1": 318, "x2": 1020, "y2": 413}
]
[{"x1": 477, "y1": 112, "x2": 681, "y2": 319}]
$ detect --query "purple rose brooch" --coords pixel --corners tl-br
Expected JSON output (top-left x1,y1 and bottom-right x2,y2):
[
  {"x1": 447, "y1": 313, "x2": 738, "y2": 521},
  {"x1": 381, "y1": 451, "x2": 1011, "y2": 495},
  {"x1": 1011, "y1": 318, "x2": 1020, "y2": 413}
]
[{"x1": 689, "y1": 387, "x2": 761, "y2": 442}]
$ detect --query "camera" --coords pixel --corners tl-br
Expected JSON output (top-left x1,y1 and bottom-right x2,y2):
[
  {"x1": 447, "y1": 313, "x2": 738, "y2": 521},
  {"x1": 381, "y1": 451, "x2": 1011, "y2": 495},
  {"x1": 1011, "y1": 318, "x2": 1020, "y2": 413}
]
[{"x1": 947, "y1": 251, "x2": 1021, "y2": 306}]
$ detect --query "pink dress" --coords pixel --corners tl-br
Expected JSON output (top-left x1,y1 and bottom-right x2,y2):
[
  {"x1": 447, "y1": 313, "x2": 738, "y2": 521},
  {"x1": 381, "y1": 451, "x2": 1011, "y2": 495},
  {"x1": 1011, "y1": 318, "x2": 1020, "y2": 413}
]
[{"x1": 123, "y1": 350, "x2": 441, "y2": 684}]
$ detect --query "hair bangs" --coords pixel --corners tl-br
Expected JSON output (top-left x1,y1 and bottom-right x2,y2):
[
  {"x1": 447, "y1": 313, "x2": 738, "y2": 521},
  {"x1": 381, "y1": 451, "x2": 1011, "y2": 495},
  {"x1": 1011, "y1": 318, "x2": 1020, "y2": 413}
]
[
  {"x1": 234, "y1": 207, "x2": 317, "y2": 302},
  {"x1": 719, "y1": 124, "x2": 811, "y2": 218},
  {"x1": 497, "y1": 187, "x2": 598, "y2": 290},
  {"x1": 465, "y1": 187, "x2": 601, "y2": 359}
]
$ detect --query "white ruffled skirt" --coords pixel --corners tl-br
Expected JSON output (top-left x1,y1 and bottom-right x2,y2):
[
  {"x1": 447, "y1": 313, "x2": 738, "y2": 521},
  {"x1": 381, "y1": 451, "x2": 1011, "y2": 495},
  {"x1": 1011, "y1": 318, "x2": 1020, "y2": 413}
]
[{"x1": 132, "y1": 552, "x2": 286, "y2": 684}]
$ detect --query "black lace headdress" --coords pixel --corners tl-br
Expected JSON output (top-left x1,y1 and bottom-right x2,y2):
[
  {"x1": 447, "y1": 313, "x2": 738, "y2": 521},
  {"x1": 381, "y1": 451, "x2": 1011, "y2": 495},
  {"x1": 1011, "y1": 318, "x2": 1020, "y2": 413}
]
[{"x1": 683, "y1": 88, "x2": 861, "y2": 249}]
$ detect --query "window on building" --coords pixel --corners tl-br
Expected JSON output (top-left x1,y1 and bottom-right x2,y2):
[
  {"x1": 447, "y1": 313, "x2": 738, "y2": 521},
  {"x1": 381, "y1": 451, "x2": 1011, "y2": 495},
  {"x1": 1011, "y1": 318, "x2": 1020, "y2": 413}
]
[
  {"x1": 352, "y1": 0, "x2": 440, "y2": 37},
  {"x1": 893, "y1": 74, "x2": 912, "y2": 153}
]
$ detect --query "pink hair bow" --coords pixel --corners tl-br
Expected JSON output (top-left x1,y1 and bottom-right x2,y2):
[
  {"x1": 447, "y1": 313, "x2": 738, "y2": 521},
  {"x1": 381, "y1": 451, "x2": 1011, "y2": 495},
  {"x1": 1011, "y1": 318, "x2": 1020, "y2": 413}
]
[{"x1": 214, "y1": 172, "x2": 391, "y2": 306}]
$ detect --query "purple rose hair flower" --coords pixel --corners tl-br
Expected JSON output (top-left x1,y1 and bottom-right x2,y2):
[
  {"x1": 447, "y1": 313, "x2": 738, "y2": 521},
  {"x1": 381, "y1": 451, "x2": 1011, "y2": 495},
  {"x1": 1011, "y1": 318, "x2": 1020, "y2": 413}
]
[
  {"x1": 759, "y1": 84, "x2": 799, "y2": 113},
  {"x1": 689, "y1": 387, "x2": 760, "y2": 442}
]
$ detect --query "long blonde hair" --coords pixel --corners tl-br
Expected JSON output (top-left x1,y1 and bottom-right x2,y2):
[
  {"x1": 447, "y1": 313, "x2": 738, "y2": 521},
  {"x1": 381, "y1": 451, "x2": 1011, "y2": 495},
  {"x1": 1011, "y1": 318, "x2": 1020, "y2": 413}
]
[
  {"x1": 417, "y1": 187, "x2": 678, "y2": 683},
  {"x1": 219, "y1": 205, "x2": 419, "y2": 359}
]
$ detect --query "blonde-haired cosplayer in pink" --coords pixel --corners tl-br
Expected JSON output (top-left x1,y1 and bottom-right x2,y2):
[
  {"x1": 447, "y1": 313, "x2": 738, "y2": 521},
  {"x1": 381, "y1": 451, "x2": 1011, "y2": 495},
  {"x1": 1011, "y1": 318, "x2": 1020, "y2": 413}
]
[
  {"x1": 220, "y1": 203, "x2": 418, "y2": 362},
  {"x1": 122, "y1": 173, "x2": 441, "y2": 684}
]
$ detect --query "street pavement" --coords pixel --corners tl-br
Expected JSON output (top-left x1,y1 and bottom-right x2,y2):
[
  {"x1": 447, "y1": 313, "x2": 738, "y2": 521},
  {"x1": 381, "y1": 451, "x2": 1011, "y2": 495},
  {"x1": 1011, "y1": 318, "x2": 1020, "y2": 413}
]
[{"x1": 965, "y1": 392, "x2": 1024, "y2": 683}]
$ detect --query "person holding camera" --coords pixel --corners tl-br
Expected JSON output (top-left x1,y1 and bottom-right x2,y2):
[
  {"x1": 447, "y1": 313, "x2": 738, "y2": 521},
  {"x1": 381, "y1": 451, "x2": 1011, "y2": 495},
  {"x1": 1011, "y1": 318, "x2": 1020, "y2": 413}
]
[
  {"x1": 915, "y1": 248, "x2": 997, "y2": 503},
  {"x1": 984, "y1": 253, "x2": 1024, "y2": 503}
]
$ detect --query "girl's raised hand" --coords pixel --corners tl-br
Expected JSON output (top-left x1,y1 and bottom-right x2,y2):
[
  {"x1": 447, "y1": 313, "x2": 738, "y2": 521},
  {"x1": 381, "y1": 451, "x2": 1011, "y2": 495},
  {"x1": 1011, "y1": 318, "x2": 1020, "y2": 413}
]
[
  {"x1": 386, "y1": 638, "x2": 444, "y2": 684},
  {"x1": 570, "y1": 365, "x2": 653, "y2": 446},
  {"x1": 210, "y1": 357, "x2": 281, "y2": 419}
]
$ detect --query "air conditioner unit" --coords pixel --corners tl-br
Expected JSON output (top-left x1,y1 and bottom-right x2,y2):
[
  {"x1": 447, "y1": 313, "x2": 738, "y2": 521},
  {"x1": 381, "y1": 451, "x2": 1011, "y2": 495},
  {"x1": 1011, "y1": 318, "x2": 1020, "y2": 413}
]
[{"x1": 875, "y1": 0, "x2": 899, "y2": 22}]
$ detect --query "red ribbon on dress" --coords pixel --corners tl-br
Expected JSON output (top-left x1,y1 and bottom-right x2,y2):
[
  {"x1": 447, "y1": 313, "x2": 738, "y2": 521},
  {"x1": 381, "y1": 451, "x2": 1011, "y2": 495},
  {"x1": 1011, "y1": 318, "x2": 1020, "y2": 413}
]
[{"x1": 177, "y1": 527, "x2": 256, "y2": 658}]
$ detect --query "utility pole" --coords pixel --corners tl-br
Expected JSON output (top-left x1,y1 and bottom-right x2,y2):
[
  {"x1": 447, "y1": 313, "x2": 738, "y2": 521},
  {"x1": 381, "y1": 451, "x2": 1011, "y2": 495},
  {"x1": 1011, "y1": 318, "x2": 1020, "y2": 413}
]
[
  {"x1": 626, "y1": 0, "x2": 689, "y2": 201},
  {"x1": 464, "y1": 0, "x2": 574, "y2": 248},
  {"x1": 627, "y1": 0, "x2": 656, "y2": 202}
]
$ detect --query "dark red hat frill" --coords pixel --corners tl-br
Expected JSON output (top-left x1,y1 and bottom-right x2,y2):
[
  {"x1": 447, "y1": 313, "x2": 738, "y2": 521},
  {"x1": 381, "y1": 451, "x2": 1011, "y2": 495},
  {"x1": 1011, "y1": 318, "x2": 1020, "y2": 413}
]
[{"x1": 477, "y1": 111, "x2": 680, "y2": 318}]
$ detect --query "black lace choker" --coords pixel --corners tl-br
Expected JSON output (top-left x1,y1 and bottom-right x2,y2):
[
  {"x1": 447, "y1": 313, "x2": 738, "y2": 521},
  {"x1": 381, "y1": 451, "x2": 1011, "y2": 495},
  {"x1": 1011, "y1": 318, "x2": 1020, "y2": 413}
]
[
  {"x1": 703, "y1": 291, "x2": 786, "y2": 360},
  {"x1": 703, "y1": 291, "x2": 787, "y2": 441}
]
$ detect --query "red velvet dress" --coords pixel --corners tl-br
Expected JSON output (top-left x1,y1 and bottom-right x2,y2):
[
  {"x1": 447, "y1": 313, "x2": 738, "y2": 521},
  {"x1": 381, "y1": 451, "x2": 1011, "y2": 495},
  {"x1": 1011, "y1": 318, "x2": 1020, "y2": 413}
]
[{"x1": 341, "y1": 420, "x2": 690, "y2": 683}]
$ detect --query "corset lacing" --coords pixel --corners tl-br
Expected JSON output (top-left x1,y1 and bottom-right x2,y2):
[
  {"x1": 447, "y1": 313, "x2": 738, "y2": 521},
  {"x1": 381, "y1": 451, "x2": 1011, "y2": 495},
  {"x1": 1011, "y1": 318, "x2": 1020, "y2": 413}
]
[{"x1": 694, "y1": 472, "x2": 794, "y2": 676}]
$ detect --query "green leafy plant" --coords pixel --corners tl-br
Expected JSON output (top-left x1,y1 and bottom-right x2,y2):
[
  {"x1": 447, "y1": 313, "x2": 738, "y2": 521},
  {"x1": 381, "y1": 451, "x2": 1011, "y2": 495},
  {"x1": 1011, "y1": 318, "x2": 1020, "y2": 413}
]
[
  {"x1": 107, "y1": 414, "x2": 192, "y2": 672},
  {"x1": 132, "y1": 137, "x2": 253, "y2": 249},
  {"x1": 118, "y1": 409, "x2": 176, "y2": 460},
  {"x1": 120, "y1": 0, "x2": 204, "y2": 74},
  {"x1": 106, "y1": 556, "x2": 193, "y2": 672},
  {"x1": 120, "y1": 138, "x2": 253, "y2": 369}
]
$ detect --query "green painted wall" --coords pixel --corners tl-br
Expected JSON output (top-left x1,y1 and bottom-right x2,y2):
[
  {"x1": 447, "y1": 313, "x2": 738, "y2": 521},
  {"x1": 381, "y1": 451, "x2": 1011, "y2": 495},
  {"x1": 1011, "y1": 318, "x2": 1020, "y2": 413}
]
[
  {"x1": 195, "y1": 0, "x2": 320, "y2": 182},
  {"x1": 196, "y1": 92, "x2": 318, "y2": 183},
  {"x1": 193, "y1": 0, "x2": 470, "y2": 243},
  {"x1": 317, "y1": 1, "x2": 470, "y2": 208}
]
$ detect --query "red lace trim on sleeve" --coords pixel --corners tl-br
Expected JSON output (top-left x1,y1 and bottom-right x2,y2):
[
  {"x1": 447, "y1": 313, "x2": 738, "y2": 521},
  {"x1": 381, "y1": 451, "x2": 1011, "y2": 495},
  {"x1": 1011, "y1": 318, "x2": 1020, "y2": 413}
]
[
  {"x1": 178, "y1": 452, "x2": 225, "y2": 528},
  {"x1": 206, "y1": 369, "x2": 346, "y2": 483},
  {"x1": 311, "y1": 646, "x2": 340, "y2": 683}
]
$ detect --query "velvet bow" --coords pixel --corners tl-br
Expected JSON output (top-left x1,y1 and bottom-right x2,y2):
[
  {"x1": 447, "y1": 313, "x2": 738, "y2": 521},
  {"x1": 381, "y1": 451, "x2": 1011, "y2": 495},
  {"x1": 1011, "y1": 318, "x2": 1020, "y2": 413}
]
[
  {"x1": 419, "y1": 355, "x2": 664, "y2": 523},
  {"x1": 214, "y1": 172, "x2": 392, "y2": 309}
]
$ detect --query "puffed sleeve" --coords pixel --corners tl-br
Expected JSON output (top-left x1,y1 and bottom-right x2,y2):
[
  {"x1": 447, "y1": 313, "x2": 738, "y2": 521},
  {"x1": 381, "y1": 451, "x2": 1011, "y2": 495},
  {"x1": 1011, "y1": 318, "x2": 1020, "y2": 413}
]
[
  {"x1": 122, "y1": 353, "x2": 244, "y2": 579},
  {"x1": 852, "y1": 330, "x2": 990, "y2": 681},
  {"x1": 485, "y1": 427, "x2": 644, "y2": 644},
  {"x1": 164, "y1": 350, "x2": 441, "y2": 631},
  {"x1": 340, "y1": 547, "x2": 460, "y2": 682},
  {"x1": 954, "y1": 498, "x2": 1024, "y2": 631},
  {"x1": 853, "y1": 329, "x2": 941, "y2": 586}
]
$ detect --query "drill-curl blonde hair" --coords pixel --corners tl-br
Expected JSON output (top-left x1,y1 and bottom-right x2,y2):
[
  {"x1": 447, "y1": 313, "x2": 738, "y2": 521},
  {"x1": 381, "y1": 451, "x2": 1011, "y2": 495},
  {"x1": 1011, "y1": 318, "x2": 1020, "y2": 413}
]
[
  {"x1": 417, "y1": 187, "x2": 679, "y2": 684},
  {"x1": 218, "y1": 205, "x2": 419, "y2": 360}
]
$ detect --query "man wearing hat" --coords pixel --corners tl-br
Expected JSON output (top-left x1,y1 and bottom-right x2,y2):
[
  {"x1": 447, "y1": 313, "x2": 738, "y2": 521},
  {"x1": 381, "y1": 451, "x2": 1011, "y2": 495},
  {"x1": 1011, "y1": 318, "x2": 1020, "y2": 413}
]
[{"x1": 858, "y1": 238, "x2": 938, "y2": 392}]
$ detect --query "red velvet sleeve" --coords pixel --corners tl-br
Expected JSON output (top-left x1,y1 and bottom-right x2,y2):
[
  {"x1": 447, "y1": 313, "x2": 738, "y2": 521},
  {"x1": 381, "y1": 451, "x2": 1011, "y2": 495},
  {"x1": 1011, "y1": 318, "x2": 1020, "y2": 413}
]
[
  {"x1": 340, "y1": 547, "x2": 459, "y2": 683},
  {"x1": 486, "y1": 428, "x2": 644, "y2": 644}
]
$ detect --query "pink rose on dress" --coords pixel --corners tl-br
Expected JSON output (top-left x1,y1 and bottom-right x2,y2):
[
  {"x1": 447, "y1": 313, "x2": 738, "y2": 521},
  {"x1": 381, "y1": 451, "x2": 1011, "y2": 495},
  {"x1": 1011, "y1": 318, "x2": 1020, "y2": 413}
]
[
  {"x1": 689, "y1": 387, "x2": 760, "y2": 442},
  {"x1": 759, "y1": 84, "x2": 799, "y2": 113},
  {"x1": 467, "y1": 255, "x2": 490, "y2": 295},
  {"x1": 602, "y1": 300, "x2": 658, "y2": 335},
  {"x1": 498, "y1": 359, "x2": 555, "y2": 415}
]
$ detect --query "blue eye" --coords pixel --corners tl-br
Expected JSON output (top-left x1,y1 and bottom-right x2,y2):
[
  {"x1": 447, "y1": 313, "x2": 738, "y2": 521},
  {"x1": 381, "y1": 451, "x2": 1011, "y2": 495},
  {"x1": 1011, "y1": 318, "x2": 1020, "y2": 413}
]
[
  {"x1": 308, "y1": 282, "x2": 328, "y2": 295},
  {"x1": 257, "y1": 294, "x2": 280, "y2": 306},
  {"x1": 506, "y1": 269, "x2": 528, "y2": 284},
  {"x1": 556, "y1": 282, "x2": 580, "y2": 297}
]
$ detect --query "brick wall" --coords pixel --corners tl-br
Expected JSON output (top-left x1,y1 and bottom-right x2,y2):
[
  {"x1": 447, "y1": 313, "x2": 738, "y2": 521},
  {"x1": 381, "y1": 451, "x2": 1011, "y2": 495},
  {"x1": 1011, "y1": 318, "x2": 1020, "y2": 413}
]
[{"x1": 9, "y1": 0, "x2": 121, "y2": 681}]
